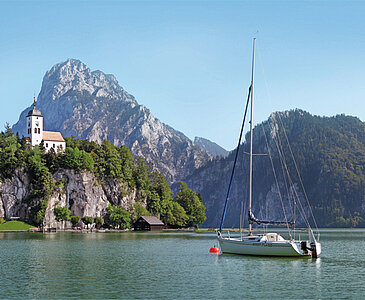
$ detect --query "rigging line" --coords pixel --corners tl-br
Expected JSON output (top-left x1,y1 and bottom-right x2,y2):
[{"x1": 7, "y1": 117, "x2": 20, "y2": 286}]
[
  {"x1": 257, "y1": 50, "x2": 315, "y2": 232},
  {"x1": 266, "y1": 120, "x2": 295, "y2": 214},
  {"x1": 268, "y1": 117, "x2": 310, "y2": 229},
  {"x1": 261, "y1": 123, "x2": 292, "y2": 239},
  {"x1": 219, "y1": 85, "x2": 252, "y2": 232},
  {"x1": 257, "y1": 49, "x2": 296, "y2": 228},
  {"x1": 274, "y1": 112, "x2": 319, "y2": 233},
  {"x1": 274, "y1": 123, "x2": 295, "y2": 218},
  {"x1": 278, "y1": 140, "x2": 294, "y2": 215},
  {"x1": 268, "y1": 117, "x2": 311, "y2": 229},
  {"x1": 267, "y1": 118, "x2": 311, "y2": 230}
]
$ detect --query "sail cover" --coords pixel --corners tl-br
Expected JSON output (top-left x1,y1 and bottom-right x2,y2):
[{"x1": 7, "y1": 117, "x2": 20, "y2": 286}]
[{"x1": 249, "y1": 211, "x2": 294, "y2": 226}]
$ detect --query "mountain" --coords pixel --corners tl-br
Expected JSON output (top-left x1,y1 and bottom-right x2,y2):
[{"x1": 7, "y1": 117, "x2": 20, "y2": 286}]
[
  {"x1": 185, "y1": 110, "x2": 365, "y2": 228},
  {"x1": 12, "y1": 59, "x2": 212, "y2": 183},
  {"x1": 194, "y1": 137, "x2": 229, "y2": 157}
]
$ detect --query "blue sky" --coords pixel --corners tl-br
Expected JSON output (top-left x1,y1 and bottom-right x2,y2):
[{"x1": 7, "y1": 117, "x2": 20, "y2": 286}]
[{"x1": 1, "y1": 0, "x2": 364, "y2": 150}]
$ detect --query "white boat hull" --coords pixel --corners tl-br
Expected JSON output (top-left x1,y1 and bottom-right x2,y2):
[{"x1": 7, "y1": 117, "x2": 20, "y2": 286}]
[{"x1": 218, "y1": 234, "x2": 320, "y2": 257}]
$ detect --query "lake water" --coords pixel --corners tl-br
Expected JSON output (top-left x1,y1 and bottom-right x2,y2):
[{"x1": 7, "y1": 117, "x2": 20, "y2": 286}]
[{"x1": 0, "y1": 229, "x2": 364, "y2": 299}]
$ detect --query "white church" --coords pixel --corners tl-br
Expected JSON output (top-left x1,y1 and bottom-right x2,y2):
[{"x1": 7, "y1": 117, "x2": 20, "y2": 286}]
[{"x1": 25, "y1": 98, "x2": 66, "y2": 153}]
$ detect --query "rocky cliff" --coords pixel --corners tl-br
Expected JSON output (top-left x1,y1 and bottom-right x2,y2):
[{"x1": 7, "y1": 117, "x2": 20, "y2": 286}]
[
  {"x1": 0, "y1": 168, "x2": 143, "y2": 229},
  {"x1": 12, "y1": 59, "x2": 212, "y2": 183}
]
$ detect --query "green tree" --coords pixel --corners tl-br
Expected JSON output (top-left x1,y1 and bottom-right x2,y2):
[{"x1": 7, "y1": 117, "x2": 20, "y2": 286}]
[
  {"x1": 0, "y1": 124, "x2": 23, "y2": 180},
  {"x1": 27, "y1": 147, "x2": 55, "y2": 226},
  {"x1": 54, "y1": 206, "x2": 71, "y2": 229},
  {"x1": 148, "y1": 171, "x2": 174, "y2": 224},
  {"x1": 105, "y1": 204, "x2": 130, "y2": 229},
  {"x1": 168, "y1": 202, "x2": 188, "y2": 228},
  {"x1": 131, "y1": 203, "x2": 151, "y2": 223},
  {"x1": 70, "y1": 216, "x2": 81, "y2": 227},
  {"x1": 82, "y1": 216, "x2": 94, "y2": 229},
  {"x1": 94, "y1": 217, "x2": 104, "y2": 229},
  {"x1": 61, "y1": 147, "x2": 94, "y2": 171},
  {"x1": 175, "y1": 181, "x2": 206, "y2": 227}
]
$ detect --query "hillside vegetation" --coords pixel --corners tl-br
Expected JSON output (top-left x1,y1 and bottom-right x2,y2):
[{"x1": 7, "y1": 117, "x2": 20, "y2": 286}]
[
  {"x1": 185, "y1": 110, "x2": 365, "y2": 228},
  {"x1": 0, "y1": 125, "x2": 206, "y2": 228},
  {"x1": 270, "y1": 110, "x2": 365, "y2": 227}
]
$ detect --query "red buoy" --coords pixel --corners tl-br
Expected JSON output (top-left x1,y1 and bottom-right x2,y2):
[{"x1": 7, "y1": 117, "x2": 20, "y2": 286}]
[{"x1": 209, "y1": 246, "x2": 220, "y2": 254}]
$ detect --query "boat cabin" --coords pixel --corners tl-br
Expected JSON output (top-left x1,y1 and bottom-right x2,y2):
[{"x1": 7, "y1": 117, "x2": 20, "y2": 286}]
[
  {"x1": 133, "y1": 216, "x2": 165, "y2": 231},
  {"x1": 261, "y1": 233, "x2": 286, "y2": 242}
]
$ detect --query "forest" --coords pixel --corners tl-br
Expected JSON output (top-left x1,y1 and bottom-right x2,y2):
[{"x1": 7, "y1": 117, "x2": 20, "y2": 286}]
[{"x1": 191, "y1": 110, "x2": 365, "y2": 228}]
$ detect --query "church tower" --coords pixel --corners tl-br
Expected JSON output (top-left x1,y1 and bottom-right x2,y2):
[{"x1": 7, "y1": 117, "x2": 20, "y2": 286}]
[{"x1": 26, "y1": 97, "x2": 43, "y2": 146}]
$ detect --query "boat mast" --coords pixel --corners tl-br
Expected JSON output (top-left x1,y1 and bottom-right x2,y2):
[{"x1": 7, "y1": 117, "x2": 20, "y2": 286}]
[{"x1": 248, "y1": 38, "x2": 255, "y2": 235}]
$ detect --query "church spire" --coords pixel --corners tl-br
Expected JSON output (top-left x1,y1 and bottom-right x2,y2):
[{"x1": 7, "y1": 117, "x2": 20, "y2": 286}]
[{"x1": 33, "y1": 96, "x2": 36, "y2": 108}]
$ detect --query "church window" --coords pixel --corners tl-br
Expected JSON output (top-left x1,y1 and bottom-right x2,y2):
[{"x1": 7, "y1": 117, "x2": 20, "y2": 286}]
[
  {"x1": 34, "y1": 128, "x2": 37, "y2": 134},
  {"x1": 53, "y1": 144, "x2": 55, "y2": 148},
  {"x1": 38, "y1": 128, "x2": 40, "y2": 134},
  {"x1": 46, "y1": 143, "x2": 48, "y2": 148}
]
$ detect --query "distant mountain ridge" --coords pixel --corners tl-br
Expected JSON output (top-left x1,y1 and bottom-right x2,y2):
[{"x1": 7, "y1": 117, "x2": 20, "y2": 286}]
[
  {"x1": 185, "y1": 110, "x2": 365, "y2": 228},
  {"x1": 194, "y1": 137, "x2": 228, "y2": 157},
  {"x1": 12, "y1": 59, "x2": 215, "y2": 183}
]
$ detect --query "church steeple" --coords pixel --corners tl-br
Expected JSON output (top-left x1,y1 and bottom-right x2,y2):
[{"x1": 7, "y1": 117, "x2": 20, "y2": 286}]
[
  {"x1": 26, "y1": 96, "x2": 43, "y2": 146},
  {"x1": 27, "y1": 97, "x2": 42, "y2": 117}
]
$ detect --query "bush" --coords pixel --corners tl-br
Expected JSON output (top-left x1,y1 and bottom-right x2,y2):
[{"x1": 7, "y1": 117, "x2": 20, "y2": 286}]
[
  {"x1": 82, "y1": 216, "x2": 94, "y2": 229},
  {"x1": 94, "y1": 217, "x2": 104, "y2": 229},
  {"x1": 70, "y1": 216, "x2": 81, "y2": 227}
]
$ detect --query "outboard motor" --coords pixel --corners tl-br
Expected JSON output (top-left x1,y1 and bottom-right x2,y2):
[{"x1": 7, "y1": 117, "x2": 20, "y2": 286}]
[
  {"x1": 300, "y1": 241, "x2": 308, "y2": 255},
  {"x1": 308, "y1": 229, "x2": 321, "y2": 258},
  {"x1": 310, "y1": 242, "x2": 317, "y2": 258}
]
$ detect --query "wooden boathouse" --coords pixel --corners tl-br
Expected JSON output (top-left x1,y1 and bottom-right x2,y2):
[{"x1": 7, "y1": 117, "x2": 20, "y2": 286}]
[{"x1": 133, "y1": 216, "x2": 165, "y2": 231}]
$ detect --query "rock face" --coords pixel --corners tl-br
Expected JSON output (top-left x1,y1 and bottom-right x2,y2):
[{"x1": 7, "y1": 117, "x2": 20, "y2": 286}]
[
  {"x1": 12, "y1": 59, "x2": 212, "y2": 183},
  {"x1": 0, "y1": 168, "x2": 31, "y2": 220},
  {"x1": 194, "y1": 137, "x2": 229, "y2": 157},
  {"x1": 0, "y1": 168, "x2": 145, "y2": 229}
]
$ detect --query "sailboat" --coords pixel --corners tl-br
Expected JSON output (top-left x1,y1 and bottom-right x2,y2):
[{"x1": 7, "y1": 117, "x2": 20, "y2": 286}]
[{"x1": 217, "y1": 39, "x2": 321, "y2": 257}]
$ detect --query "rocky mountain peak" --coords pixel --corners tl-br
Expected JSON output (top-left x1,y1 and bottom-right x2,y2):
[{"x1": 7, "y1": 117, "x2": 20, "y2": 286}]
[
  {"x1": 38, "y1": 58, "x2": 128, "y2": 104},
  {"x1": 13, "y1": 59, "x2": 212, "y2": 183}
]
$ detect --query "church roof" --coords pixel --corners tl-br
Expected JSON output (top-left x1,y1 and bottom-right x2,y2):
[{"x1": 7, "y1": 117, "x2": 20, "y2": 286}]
[
  {"x1": 27, "y1": 107, "x2": 43, "y2": 117},
  {"x1": 43, "y1": 131, "x2": 65, "y2": 142},
  {"x1": 27, "y1": 97, "x2": 43, "y2": 117}
]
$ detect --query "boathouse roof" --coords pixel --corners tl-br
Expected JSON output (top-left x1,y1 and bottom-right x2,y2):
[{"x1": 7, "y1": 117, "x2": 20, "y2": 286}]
[{"x1": 139, "y1": 216, "x2": 164, "y2": 225}]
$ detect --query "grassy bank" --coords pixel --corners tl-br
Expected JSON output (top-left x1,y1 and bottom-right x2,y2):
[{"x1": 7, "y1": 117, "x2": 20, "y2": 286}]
[{"x1": 0, "y1": 220, "x2": 37, "y2": 231}]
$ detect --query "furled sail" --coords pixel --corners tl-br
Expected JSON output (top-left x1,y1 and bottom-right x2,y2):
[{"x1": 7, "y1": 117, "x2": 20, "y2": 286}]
[{"x1": 248, "y1": 211, "x2": 294, "y2": 226}]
